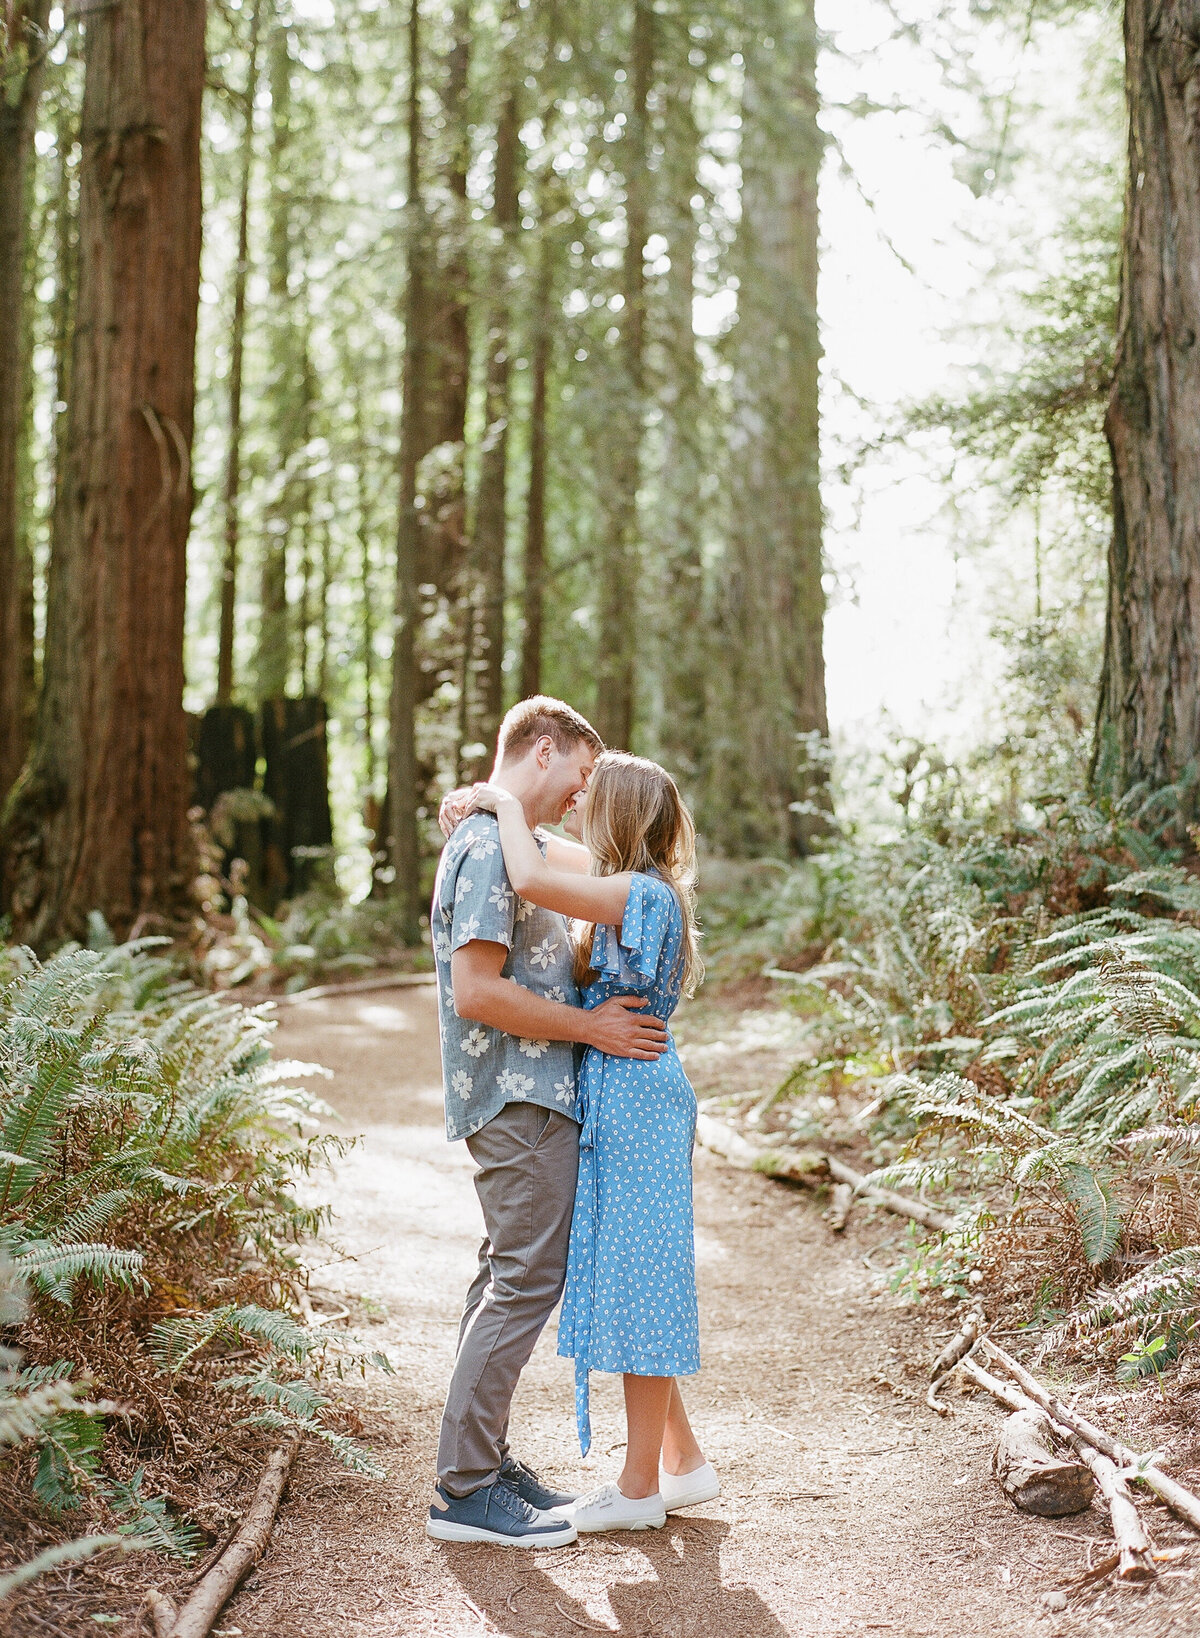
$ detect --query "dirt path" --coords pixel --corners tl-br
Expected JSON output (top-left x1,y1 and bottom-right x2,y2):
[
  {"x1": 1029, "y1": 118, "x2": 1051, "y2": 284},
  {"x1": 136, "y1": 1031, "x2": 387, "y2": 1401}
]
[{"x1": 229, "y1": 985, "x2": 1200, "y2": 1638}]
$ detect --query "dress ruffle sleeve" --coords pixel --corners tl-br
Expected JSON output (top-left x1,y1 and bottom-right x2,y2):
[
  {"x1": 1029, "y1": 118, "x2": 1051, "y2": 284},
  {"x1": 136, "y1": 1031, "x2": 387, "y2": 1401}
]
[{"x1": 590, "y1": 873, "x2": 675, "y2": 990}]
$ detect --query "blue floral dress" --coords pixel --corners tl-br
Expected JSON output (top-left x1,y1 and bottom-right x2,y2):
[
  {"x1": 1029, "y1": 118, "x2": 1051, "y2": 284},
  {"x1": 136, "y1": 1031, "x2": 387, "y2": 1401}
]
[{"x1": 556, "y1": 872, "x2": 700, "y2": 1454}]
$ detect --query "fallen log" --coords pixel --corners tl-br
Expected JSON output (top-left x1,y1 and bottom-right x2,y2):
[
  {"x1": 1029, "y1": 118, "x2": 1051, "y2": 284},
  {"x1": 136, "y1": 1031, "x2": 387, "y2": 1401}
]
[
  {"x1": 958, "y1": 1356, "x2": 1151, "y2": 1577},
  {"x1": 980, "y1": 1340, "x2": 1200, "y2": 1536},
  {"x1": 992, "y1": 1408, "x2": 1096, "y2": 1517},
  {"x1": 152, "y1": 1432, "x2": 299, "y2": 1638},
  {"x1": 144, "y1": 1590, "x2": 178, "y2": 1638},
  {"x1": 694, "y1": 1116, "x2": 952, "y2": 1230}
]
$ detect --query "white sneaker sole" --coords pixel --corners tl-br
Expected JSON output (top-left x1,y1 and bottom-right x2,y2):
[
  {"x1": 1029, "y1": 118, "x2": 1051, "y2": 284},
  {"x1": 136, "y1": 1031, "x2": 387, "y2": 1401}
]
[
  {"x1": 426, "y1": 1517, "x2": 578, "y2": 1548},
  {"x1": 572, "y1": 1510, "x2": 667, "y2": 1534},
  {"x1": 661, "y1": 1475, "x2": 720, "y2": 1512}
]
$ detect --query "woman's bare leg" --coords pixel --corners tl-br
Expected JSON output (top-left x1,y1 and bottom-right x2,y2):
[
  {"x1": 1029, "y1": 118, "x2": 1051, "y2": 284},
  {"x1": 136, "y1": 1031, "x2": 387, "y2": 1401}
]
[
  {"x1": 661, "y1": 1379, "x2": 705, "y2": 1477},
  {"x1": 618, "y1": 1375, "x2": 673, "y2": 1498}
]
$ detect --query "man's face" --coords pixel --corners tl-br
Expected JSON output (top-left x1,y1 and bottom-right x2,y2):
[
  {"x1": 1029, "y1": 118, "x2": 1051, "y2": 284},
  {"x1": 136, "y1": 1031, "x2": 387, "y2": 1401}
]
[{"x1": 541, "y1": 739, "x2": 596, "y2": 824}]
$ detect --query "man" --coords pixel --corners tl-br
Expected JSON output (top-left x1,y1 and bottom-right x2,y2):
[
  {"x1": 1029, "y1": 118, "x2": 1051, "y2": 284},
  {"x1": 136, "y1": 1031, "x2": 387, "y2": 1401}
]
[{"x1": 426, "y1": 696, "x2": 669, "y2": 1548}]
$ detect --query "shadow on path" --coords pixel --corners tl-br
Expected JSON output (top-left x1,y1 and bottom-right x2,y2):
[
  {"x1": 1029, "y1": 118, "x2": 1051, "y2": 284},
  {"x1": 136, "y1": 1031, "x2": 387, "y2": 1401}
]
[{"x1": 443, "y1": 1519, "x2": 789, "y2": 1638}]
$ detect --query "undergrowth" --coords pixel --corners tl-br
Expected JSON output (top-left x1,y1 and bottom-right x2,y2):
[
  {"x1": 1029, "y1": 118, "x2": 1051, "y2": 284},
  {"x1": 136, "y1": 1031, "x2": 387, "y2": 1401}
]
[
  {"x1": 0, "y1": 935, "x2": 390, "y2": 1603},
  {"x1": 718, "y1": 771, "x2": 1200, "y2": 1384}
]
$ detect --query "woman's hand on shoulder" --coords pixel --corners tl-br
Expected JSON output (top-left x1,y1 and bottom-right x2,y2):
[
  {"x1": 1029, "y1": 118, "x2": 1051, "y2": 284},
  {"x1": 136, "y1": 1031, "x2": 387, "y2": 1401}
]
[{"x1": 464, "y1": 781, "x2": 521, "y2": 817}]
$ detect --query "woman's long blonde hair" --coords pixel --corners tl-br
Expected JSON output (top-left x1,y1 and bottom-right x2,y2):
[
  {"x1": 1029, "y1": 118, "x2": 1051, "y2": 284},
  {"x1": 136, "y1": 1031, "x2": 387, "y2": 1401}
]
[{"x1": 572, "y1": 751, "x2": 703, "y2": 997}]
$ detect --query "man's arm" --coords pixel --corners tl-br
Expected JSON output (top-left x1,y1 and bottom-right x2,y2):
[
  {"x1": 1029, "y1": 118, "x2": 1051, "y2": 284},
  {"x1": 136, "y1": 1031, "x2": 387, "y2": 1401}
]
[{"x1": 451, "y1": 941, "x2": 668, "y2": 1060}]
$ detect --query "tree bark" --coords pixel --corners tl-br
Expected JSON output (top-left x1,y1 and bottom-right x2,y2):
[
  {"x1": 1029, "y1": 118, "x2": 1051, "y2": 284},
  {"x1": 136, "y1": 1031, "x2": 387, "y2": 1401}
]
[
  {"x1": 256, "y1": 0, "x2": 298, "y2": 705},
  {"x1": 595, "y1": 0, "x2": 652, "y2": 751},
  {"x1": 218, "y1": 0, "x2": 264, "y2": 707},
  {"x1": 468, "y1": 77, "x2": 520, "y2": 765},
  {"x1": 656, "y1": 67, "x2": 706, "y2": 795},
  {"x1": 520, "y1": 228, "x2": 553, "y2": 701},
  {"x1": 2, "y1": 0, "x2": 205, "y2": 947},
  {"x1": 0, "y1": 0, "x2": 52, "y2": 814},
  {"x1": 384, "y1": 0, "x2": 428, "y2": 932},
  {"x1": 711, "y1": 0, "x2": 828, "y2": 856},
  {"x1": 1094, "y1": 1, "x2": 1200, "y2": 802}
]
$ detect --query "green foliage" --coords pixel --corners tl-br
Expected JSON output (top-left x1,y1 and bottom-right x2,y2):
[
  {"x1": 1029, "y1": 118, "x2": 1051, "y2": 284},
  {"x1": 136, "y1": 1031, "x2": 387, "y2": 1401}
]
[{"x1": 0, "y1": 936, "x2": 386, "y2": 1559}]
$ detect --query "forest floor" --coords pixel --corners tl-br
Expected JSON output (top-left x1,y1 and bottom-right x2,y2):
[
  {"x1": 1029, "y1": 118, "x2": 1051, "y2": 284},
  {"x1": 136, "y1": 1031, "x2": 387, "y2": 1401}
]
[{"x1": 27, "y1": 981, "x2": 1200, "y2": 1638}]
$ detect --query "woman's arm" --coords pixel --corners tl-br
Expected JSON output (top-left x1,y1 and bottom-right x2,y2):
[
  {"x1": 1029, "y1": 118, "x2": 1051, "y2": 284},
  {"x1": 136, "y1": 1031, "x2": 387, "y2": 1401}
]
[
  {"x1": 473, "y1": 787, "x2": 630, "y2": 924},
  {"x1": 541, "y1": 831, "x2": 592, "y2": 874}
]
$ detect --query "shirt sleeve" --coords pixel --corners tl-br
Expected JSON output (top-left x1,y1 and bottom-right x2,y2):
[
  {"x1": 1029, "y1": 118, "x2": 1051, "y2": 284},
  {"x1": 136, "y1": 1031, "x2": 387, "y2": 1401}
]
[
  {"x1": 444, "y1": 822, "x2": 518, "y2": 953},
  {"x1": 590, "y1": 874, "x2": 676, "y2": 988}
]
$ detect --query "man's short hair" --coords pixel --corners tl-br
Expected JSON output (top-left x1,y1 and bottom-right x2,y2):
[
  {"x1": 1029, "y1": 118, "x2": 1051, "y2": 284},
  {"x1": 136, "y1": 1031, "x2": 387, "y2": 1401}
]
[{"x1": 497, "y1": 696, "x2": 604, "y2": 762}]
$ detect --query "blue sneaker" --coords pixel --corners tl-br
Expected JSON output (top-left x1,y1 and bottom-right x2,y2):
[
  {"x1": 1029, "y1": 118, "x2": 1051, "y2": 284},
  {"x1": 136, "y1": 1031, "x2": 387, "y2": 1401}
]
[
  {"x1": 500, "y1": 1456, "x2": 579, "y2": 1512},
  {"x1": 426, "y1": 1478, "x2": 578, "y2": 1547}
]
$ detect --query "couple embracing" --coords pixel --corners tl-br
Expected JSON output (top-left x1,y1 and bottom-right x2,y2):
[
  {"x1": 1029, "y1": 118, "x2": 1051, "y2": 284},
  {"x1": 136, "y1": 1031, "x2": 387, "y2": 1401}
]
[{"x1": 425, "y1": 696, "x2": 718, "y2": 1548}]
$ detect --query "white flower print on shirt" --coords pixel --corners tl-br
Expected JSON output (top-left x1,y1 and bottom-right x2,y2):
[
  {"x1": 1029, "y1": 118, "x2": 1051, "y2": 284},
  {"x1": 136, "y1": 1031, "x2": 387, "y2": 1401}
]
[
  {"x1": 546, "y1": 985, "x2": 567, "y2": 1004},
  {"x1": 530, "y1": 936, "x2": 559, "y2": 970},
  {"x1": 514, "y1": 897, "x2": 535, "y2": 923},
  {"x1": 451, "y1": 1069, "x2": 473, "y2": 1100},
  {"x1": 553, "y1": 1076, "x2": 574, "y2": 1108},
  {"x1": 433, "y1": 929, "x2": 452, "y2": 962},
  {"x1": 488, "y1": 882, "x2": 513, "y2": 916},
  {"x1": 497, "y1": 1068, "x2": 536, "y2": 1099},
  {"x1": 457, "y1": 913, "x2": 481, "y2": 943},
  {"x1": 467, "y1": 835, "x2": 498, "y2": 861},
  {"x1": 461, "y1": 1027, "x2": 489, "y2": 1058},
  {"x1": 518, "y1": 1038, "x2": 550, "y2": 1059},
  {"x1": 455, "y1": 876, "x2": 474, "y2": 903}
]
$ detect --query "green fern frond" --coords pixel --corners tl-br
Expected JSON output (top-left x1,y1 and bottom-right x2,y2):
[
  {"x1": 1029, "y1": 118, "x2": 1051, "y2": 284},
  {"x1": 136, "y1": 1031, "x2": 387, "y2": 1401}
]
[
  {"x1": 239, "y1": 1406, "x2": 384, "y2": 1478},
  {"x1": 0, "y1": 1535, "x2": 129, "y2": 1601},
  {"x1": 1058, "y1": 1163, "x2": 1123, "y2": 1263},
  {"x1": 1052, "y1": 1248, "x2": 1200, "y2": 1350}
]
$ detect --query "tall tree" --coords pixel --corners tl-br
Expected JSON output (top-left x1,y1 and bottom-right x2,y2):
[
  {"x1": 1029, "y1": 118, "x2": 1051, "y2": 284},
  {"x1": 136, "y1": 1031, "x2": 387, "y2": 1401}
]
[
  {"x1": 1094, "y1": 0, "x2": 1200, "y2": 801},
  {"x1": 0, "y1": 0, "x2": 52, "y2": 812},
  {"x1": 2, "y1": 0, "x2": 206, "y2": 945},
  {"x1": 385, "y1": 0, "x2": 428, "y2": 931},
  {"x1": 595, "y1": 0, "x2": 652, "y2": 750},
  {"x1": 468, "y1": 69, "x2": 521, "y2": 761},
  {"x1": 710, "y1": 0, "x2": 828, "y2": 855},
  {"x1": 655, "y1": 65, "x2": 707, "y2": 798},
  {"x1": 520, "y1": 223, "x2": 554, "y2": 700},
  {"x1": 217, "y1": 0, "x2": 264, "y2": 707},
  {"x1": 256, "y1": 0, "x2": 300, "y2": 705}
]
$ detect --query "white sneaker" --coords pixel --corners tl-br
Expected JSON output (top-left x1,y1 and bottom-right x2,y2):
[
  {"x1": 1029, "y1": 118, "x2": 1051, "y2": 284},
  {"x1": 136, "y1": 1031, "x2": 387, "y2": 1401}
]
[
  {"x1": 658, "y1": 1461, "x2": 720, "y2": 1512},
  {"x1": 568, "y1": 1481, "x2": 667, "y2": 1533}
]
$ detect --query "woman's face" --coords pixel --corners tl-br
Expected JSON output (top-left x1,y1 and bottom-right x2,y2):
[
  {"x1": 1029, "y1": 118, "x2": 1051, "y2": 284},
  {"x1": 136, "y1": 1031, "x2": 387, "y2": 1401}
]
[{"x1": 562, "y1": 780, "x2": 589, "y2": 840}]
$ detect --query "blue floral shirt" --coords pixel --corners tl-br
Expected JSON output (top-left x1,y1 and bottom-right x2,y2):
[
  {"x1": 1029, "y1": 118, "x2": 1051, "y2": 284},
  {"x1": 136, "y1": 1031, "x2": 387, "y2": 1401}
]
[{"x1": 431, "y1": 814, "x2": 582, "y2": 1141}]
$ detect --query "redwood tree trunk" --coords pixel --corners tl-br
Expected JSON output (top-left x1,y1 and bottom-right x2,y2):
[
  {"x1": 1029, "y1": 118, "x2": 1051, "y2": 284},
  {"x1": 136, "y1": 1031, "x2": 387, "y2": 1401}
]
[
  {"x1": 595, "y1": 0, "x2": 652, "y2": 750},
  {"x1": 468, "y1": 80, "x2": 520, "y2": 765},
  {"x1": 2, "y1": 0, "x2": 206, "y2": 946},
  {"x1": 0, "y1": 0, "x2": 51, "y2": 813},
  {"x1": 710, "y1": 0, "x2": 828, "y2": 856},
  {"x1": 1095, "y1": 1, "x2": 1200, "y2": 801}
]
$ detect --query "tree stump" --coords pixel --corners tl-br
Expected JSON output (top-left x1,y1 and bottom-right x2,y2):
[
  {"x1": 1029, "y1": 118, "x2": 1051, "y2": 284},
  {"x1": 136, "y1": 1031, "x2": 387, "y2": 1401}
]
[
  {"x1": 261, "y1": 696, "x2": 334, "y2": 902},
  {"x1": 992, "y1": 1407, "x2": 1095, "y2": 1516}
]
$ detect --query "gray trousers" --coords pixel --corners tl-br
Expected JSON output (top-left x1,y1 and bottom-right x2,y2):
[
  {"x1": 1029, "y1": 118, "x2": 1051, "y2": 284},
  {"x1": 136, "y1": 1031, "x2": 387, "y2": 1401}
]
[{"x1": 436, "y1": 1101, "x2": 579, "y2": 1497}]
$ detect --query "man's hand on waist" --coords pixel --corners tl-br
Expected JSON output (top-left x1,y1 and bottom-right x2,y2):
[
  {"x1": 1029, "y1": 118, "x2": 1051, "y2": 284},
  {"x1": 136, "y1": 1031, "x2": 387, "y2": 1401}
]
[{"x1": 583, "y1": 995, "x2": 668, "y2": 1059}]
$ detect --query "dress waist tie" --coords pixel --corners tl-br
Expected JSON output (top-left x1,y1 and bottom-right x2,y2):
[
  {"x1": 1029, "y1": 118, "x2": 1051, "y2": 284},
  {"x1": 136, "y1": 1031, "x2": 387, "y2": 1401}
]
[{"x1": 572, "y1": 1062, "x2": 602, "y2": 1455}]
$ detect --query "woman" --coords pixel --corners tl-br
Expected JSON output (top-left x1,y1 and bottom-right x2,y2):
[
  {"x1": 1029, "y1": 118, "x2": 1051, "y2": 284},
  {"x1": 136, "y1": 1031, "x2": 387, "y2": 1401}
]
[{"x1": 466, "y1": 751, "x2": 719, "y2": 1534}]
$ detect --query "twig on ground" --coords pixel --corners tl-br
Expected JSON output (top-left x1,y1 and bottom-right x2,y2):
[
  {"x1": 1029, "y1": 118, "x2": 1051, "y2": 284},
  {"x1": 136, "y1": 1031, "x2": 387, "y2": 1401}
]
[
  {"x1": 151, "y1": 1432, "x2": 300, "y2": 1638},
  {"x1": 958, "y1": 1356, "x2": 1154, "y2": 1579},
  {"x1": 980, "y1": 1340, "x2": 1200, "y2": 1536},
  {"x1": 693, "y1": 1115, "x2": 953, "y2": 1230}
]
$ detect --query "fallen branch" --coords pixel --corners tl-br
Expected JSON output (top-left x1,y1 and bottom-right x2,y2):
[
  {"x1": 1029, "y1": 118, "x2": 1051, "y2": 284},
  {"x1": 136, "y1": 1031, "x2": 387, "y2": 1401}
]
[
  {"x1": 694, "y1": 1116, "x2": 952, "y2": 1230},
  {"x1": 143, "y1": 1590, "x2": 178, "y2": 1638},
  {"x1": 152, "y1": 1432, "x2": 299, "y2": 1638},
  {"x1": 825, "y1": 1154, "x2": 954, "y2": 1234},
  {"x1": 927, "y1": 1310, "x2": 984, "y2": 1416},
  {"x1": 827, "y1": 1181, "x2": 855, "y2": 1233},
  {"x1": 981, "y1": 1340, "x2": 1200, "y2": 1536},
  {"x1": 958, "y1": 1357, "x2": 1151, "y2": 1576}
]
